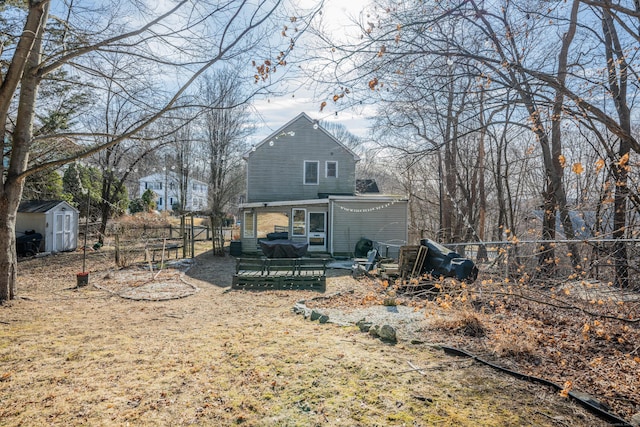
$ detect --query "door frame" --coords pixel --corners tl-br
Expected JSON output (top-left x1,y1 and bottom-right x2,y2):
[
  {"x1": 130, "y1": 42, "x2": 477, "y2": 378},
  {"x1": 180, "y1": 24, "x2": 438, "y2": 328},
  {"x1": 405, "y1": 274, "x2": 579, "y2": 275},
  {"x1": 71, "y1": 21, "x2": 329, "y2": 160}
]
[
  {"x1": 53, "y1": 211, "x2": 73, "y2": 252},
  {"x1": 307, "y1": 210, "x2": 327, "y2": 252}
]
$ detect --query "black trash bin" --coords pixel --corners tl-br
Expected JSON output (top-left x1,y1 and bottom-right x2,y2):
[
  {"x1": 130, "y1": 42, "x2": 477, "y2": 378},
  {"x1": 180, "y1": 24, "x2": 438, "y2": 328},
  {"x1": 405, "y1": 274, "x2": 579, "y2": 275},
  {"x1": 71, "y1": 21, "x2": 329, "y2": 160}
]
[
  {"x1": 16, "y1": 231, "x2": 42, "y2": 257},
  {"x1": 229, "y1": 241, "x2": 242, "y2": 257}
]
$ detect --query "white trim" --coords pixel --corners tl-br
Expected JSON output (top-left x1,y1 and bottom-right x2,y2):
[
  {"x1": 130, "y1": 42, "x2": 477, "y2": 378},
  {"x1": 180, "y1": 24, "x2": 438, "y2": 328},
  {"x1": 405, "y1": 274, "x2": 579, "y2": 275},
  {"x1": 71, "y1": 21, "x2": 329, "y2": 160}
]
[
  {"x1": 243, "y1": 211, "x2": 255, "y2": 238},
  {"x1": 330, "y1": 200, "x2": 335, "y2": 255},
  {"x1": 307, "y1": 210, "x2": 327, "y2": 251},
  {"x1": 292, "y1": 208, "x2": 307, "y2": 236},
  {"x1": 238, "y1": 195, "x2": 407, "y2": 210},
  {"x1": 240, "y1": 199, "x2": 329, "y2": 209}
]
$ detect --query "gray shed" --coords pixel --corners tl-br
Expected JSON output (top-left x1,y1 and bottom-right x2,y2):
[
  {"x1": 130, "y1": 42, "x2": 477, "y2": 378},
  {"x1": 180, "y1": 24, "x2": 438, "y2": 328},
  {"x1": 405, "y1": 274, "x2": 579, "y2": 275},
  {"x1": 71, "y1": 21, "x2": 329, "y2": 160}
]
[{"x1": 16, "y1": 200, "x2": 79, "y2": 253}]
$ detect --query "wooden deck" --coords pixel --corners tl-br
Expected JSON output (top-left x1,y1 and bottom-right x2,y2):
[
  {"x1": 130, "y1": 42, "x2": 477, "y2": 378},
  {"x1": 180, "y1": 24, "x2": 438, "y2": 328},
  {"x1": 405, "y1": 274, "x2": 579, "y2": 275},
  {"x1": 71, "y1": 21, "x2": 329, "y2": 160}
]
[{"x1": 232, "y1": 257, "x2": 328, "y2": 291}]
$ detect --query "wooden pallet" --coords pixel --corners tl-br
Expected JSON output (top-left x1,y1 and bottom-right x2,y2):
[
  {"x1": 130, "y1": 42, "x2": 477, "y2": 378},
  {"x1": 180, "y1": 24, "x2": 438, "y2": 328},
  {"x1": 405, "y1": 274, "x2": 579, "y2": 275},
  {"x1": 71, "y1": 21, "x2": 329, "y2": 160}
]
[
  {"x1": 398, "y1": 245, "x2": 429, "y2": 279},
  {"x1": 232, "y1": 257, "x2": 327, "y2": 291}
]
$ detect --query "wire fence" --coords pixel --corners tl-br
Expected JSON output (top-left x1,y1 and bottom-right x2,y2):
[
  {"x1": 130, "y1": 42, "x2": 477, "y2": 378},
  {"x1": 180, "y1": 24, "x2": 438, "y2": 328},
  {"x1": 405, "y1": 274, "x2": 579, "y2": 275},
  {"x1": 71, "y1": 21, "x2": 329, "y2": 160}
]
[{"x1": 446, "y1": 239, "x2": 640, "y2": 288}]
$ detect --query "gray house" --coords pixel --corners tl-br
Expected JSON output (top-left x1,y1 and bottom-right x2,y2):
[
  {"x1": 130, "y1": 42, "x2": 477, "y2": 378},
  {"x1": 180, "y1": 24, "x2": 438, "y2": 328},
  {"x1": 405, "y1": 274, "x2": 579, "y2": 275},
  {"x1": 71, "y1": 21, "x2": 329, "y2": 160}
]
[{"x1": 239, "y1": 113, "x2": 408, "y2": 257}]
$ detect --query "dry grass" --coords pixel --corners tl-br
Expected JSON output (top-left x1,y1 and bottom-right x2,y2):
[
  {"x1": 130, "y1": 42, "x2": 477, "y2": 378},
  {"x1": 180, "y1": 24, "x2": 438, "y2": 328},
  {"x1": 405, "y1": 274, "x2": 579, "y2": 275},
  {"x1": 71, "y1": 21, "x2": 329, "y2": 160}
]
[
  {"x1": 0, "y1": 249, "x2": 608, "y2": 426},
  {"x1": 433, "y1": 312, "x2": 487, "y2": 338}
]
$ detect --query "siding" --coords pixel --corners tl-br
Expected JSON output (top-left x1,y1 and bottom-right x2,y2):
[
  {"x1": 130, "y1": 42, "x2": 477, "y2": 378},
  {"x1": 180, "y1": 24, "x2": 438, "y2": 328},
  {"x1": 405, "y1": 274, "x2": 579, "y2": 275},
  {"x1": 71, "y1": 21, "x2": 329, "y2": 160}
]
[
  {"x1": 246, "y1": 115, "x2": 357, "y2": 202},
  {"x1": 331, "y1": 199, "x2": 408, "y2": 258}
]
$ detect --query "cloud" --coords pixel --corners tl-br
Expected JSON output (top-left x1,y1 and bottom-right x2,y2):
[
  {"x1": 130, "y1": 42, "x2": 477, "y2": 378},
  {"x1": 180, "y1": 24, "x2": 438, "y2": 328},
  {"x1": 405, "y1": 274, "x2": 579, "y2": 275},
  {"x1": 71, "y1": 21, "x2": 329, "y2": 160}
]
[{"x1": 249, "y1": 0, "x2": 373, "y2": 144}]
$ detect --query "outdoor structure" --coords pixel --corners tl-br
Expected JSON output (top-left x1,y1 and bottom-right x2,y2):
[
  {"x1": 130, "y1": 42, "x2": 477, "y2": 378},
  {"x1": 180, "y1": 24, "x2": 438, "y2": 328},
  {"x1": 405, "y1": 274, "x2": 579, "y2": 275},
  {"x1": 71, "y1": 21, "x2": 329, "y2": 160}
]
[
  {"x1": 16, "y1": 200, "x2": 79, "y2": 253},
  {"x1": 238, "y1": 113, "x2": 408, "y2": 257},
  {"x1": 138, "y1": 172, "x2": 208, "y2": 212}
]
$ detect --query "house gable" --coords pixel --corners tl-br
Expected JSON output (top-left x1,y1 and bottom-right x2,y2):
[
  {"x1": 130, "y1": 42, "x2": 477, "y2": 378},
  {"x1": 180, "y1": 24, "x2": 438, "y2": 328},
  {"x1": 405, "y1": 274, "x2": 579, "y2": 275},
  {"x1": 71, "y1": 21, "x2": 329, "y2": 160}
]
[{"x1": 245, "y1": 113, "x2": 359, "y2": 203}]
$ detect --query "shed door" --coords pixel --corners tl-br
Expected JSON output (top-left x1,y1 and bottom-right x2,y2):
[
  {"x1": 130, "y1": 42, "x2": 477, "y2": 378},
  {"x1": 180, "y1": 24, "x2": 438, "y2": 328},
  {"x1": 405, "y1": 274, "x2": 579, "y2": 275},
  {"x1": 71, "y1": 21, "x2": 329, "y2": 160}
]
[
  {"x1": 308, "y1": 212, "x2": 327, "y2": 252},
  {"x1": 54, "y1": 212, "x2": 73, "y2": 252}
]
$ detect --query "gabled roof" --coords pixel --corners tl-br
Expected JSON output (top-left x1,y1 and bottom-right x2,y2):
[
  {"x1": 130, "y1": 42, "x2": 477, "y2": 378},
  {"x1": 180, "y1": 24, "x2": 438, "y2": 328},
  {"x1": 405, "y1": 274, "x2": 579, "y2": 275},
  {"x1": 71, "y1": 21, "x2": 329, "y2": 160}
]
[
  {"x1": 244, "y1": 112, "x2": 361, "y2": 161},
  {"x1": 18, "y1": 200, "x2": 77, "y2": 213}
]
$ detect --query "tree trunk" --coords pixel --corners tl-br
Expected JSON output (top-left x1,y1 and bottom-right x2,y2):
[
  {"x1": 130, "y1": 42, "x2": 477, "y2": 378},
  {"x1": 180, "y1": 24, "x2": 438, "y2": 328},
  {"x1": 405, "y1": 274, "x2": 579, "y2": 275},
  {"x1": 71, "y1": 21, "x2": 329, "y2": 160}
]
[
  {"x1": 0, "y1": 195, "x2": 21, "y2": 301},
  {"x1": 612, "y1": 152, "x2": 629, "y2": 287},
  {"x1": 601, "y1": 8, "x2": 631, "y2": 287},
  {"x1": 551, "y1": 0, "x2": 581, "y2": 270},
  {"x1": 0, "y1": 1, "x2": 49, "y2": 302}
]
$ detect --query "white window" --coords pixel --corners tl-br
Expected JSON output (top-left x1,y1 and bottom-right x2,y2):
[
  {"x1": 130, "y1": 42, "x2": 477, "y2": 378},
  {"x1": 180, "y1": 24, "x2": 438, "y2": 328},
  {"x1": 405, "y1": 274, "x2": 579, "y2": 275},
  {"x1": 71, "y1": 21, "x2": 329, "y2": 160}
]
[
  {"x1": 292, "y1": 208, "x2": 306, "y2": 236},
  {"x1": 243, "y1": 211, "x2": 255, "y2": 238},
  {"x1": 326, "y1": 161, "x2": 337, "y2": 178},
  {"x1": 304, "y1": 161, "x2": 319, "y2": 185}
]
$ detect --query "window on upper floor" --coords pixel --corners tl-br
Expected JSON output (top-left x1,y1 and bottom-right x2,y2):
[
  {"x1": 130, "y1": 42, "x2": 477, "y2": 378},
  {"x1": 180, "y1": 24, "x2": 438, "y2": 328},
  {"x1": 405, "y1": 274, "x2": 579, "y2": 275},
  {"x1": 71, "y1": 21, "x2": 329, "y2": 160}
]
[
  {"x1": 326, "y1": 161, "x2": 337, "y2": 178},
  {"x1": 304, "y1": 161, "x2": 319, "y2": 185},
  {"x1": 146, "y1": 181, "x2": 162, "y2": 190}
]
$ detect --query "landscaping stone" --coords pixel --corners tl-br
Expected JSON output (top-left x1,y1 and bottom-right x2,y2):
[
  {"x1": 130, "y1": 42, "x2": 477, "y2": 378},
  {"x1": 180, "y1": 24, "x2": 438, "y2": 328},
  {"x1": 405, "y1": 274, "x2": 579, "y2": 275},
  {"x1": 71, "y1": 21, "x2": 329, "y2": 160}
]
[
  {"x1": 378, "y1": 324, "x2": 397, "y2": 343},
  {"x1": 356, "y1": 319, "x2": 373, "y2": 332}
]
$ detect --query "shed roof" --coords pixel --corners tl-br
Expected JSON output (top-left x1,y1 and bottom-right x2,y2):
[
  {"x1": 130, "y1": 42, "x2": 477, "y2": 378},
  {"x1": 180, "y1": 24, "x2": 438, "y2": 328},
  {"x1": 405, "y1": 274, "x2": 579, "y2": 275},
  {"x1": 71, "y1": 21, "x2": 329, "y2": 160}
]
[{"x1": 18, "y1": 200, "x2": 76, "y2": 213}]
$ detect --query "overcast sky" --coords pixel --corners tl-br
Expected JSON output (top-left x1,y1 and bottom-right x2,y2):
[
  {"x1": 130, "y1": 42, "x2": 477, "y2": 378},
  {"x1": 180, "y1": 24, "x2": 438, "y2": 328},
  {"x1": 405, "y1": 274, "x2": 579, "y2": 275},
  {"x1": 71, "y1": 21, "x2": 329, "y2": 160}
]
[{"x1": 248, "y1": 0, "x2": 374, "y2": 145}]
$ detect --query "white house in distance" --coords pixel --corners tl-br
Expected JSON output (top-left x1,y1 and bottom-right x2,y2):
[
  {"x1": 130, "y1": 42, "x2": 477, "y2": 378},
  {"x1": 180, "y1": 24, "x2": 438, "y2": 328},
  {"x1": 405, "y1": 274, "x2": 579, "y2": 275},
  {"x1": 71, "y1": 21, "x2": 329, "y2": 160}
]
[{"x1": 138, "y1": 172, "x2": 208, "y2": 212}]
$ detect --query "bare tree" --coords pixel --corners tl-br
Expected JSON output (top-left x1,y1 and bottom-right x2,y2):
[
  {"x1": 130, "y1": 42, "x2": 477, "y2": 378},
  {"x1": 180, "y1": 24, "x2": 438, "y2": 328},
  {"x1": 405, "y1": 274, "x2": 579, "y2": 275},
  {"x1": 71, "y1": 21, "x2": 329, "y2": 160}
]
[
  {"x1": 0, "y1": 0, "x2": 320, "y2": 301},
  {"x1": 199, "y1": 69, "x2": 253, "y2": 255}
]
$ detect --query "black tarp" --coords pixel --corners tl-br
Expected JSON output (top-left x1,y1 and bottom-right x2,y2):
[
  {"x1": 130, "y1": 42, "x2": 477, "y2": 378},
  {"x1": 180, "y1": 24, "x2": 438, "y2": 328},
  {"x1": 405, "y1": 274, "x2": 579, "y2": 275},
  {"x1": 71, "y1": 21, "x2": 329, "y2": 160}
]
[
  {"x1": 419, "y1": 238, "x2": 478, "y2": 282},
  {"x1": 259, "y1": 239, "x2": 308, "y2": 258}
]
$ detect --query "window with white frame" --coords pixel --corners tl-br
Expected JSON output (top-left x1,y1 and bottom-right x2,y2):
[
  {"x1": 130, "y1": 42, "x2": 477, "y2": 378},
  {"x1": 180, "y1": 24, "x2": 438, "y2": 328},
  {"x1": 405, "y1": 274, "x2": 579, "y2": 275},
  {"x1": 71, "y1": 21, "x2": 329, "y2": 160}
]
[
  {"x1": 146, "y1": 181, "x2": 162, "y2": 190},
  {"x1": 292, "y1": 208, "x2": 306, "y2": 236},
  {"x1": 326, "y1": 161, "x2": 337, "y2": 178},
  {"x1": 243, "y1": 211, "x2": 255, "y2": 238},
  {"x1": 304, "y1": 161, "x2": 319, "y2": 185}
]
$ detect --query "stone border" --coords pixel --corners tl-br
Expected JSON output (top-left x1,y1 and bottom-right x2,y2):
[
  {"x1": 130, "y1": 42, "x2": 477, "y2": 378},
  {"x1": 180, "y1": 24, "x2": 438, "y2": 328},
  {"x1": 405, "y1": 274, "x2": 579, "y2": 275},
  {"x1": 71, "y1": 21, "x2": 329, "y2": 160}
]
[{"x1": 292, "y1": 291, "x2": 398, "y2": 343}]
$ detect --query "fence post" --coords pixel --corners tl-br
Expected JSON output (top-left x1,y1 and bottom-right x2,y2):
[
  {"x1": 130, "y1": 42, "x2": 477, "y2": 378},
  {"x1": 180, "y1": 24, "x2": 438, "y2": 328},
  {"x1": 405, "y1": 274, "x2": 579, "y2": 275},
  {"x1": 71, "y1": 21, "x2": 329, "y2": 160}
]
[
  {"x1": 115, "y1": 233, "x2": 120, "y2": 266},
  {"x1": 181, "y1": 215, "x2": 187, "y2": 258},
  {"x1": 191, "y1": 214, "x2": 195, "y2": 258}
]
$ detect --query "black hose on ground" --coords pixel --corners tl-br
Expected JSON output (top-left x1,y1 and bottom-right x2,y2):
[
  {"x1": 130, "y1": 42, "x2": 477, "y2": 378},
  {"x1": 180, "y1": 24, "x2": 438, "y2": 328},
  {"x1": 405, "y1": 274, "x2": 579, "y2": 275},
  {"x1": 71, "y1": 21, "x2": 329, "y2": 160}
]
[{"x1": 440, "y1": 346, "x2": 632, "y2": 427}]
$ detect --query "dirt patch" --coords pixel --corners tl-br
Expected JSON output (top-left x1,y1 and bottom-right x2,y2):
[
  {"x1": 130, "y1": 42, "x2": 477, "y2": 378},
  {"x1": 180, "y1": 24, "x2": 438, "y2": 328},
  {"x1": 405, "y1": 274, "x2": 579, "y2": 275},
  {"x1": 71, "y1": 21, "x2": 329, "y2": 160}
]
[
  {"x1": 0, "y1": 250, "x2": 617, "y2": 426},
  {"x1": 94, "y1": 262, "x2": 199, "y2": 301}
]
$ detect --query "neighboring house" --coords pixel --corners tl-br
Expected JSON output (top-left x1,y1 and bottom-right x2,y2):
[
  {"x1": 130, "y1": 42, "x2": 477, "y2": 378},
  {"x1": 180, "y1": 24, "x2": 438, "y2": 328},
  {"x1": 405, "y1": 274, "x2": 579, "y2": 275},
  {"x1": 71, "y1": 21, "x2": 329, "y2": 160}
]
[
  {"x1": 138, "y1": 172, "x2": 208, "y2": 212},
  {"x1": 16, "y1": 200, "x2": 79, "y2": 253},
  {"x1": 239, "y1": 112, "x2": 408, "y2": 257}
]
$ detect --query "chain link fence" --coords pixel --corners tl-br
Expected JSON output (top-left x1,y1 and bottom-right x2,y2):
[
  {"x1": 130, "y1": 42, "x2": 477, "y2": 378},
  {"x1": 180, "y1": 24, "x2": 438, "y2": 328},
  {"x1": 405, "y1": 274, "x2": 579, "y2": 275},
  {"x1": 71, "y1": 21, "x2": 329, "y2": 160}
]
[{"x1": 447, "y1": 239, "x2": 640, "y2": 289}]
